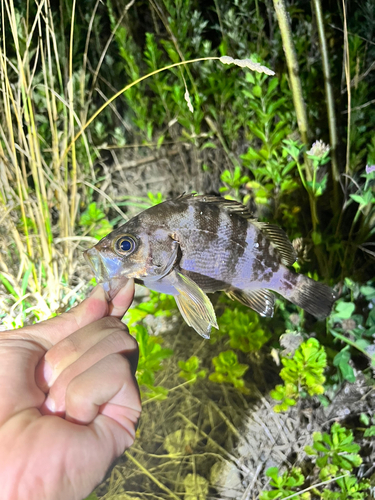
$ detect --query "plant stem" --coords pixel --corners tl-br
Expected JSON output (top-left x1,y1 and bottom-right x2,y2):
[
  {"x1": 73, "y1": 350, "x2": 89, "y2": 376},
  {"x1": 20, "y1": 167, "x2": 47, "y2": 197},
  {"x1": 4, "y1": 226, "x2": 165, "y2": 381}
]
[
  {"x1": 313, "y1": 0, "x2": 340, "y2": 212},
  {"x1": 273, "y1": 0, "x2": 309, "y2": 155}
]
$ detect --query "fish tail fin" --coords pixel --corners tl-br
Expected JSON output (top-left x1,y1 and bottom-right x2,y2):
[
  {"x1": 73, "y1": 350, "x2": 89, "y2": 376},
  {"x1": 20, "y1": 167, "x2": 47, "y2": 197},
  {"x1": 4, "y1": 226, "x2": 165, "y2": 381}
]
[{"x1": 282, "y1": 273, "x2": 335, "y2": 319}]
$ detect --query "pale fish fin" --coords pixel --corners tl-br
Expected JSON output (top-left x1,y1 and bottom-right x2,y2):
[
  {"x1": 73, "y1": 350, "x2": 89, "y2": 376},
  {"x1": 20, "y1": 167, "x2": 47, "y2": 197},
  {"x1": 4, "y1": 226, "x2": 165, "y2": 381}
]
[
  {"x1": 226, "y1": 288, "x2": 275, "y2": 317},
  {"x1": 173, "y1": 270, "x2": 218, "y2": 339},
  {"x1": 251, "y1": 221, "x2": 297, "y2": 266}
]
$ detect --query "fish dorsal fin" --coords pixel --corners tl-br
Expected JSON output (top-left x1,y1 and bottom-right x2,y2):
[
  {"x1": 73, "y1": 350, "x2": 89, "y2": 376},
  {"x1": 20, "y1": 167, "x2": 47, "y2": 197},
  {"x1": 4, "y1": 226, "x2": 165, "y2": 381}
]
[
  {"x1": 226, "y1": 288, "x2": 275, "y2": 317},
  {"x1": 171, "y1": 269, "x2": 218, "y2": 339},
  {"x1": 174, "y1": 192, "x2": 195, "y2": 201},
  {"x1": 251, "y1": 221, "x2": 297, "y2": 266},
  {"x1": 194, "y1": 195, "x2": 254, "y2": 219}
]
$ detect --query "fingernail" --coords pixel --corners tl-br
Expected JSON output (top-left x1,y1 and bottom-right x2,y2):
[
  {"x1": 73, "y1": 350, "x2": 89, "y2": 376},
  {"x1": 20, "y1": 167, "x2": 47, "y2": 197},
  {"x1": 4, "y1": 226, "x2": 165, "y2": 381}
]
[
  {"x1": 43, "y1": 361, "x2": 54, "y2": 387},
  {"x1": 122, "y1": 279, "x2": 134, "y2": 294},
  {"x1": 44, "y1": 396, "x2": 56, "y2": 413}
]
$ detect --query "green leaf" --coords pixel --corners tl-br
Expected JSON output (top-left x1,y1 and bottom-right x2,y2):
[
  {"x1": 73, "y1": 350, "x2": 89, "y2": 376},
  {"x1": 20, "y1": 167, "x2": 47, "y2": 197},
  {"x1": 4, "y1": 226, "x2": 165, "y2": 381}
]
[
  {"x1": 333, "y1": 301, "x2": 355, "y2": 319},
  {"x1": 364, "y1": 426, "x2": 375, "y2": 437}
]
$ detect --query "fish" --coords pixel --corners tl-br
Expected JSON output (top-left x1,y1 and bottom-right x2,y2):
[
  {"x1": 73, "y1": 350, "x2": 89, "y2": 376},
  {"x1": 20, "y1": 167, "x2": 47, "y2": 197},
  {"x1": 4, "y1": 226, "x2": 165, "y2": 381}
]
[{"x1": 84, "y1": 194, "x2": 335, "y2": 338}]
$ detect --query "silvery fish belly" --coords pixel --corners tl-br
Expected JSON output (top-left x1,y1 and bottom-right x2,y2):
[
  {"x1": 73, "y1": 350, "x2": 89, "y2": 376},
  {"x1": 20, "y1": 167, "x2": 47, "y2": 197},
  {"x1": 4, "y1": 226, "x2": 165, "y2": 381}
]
[{"x1": 84, "y1": 194, "x2": 335, "y2": 338}]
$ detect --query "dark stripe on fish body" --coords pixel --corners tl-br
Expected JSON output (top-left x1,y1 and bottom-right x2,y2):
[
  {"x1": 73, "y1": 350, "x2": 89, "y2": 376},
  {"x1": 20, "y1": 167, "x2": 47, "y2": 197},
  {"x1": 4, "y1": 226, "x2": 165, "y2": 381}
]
[
  {"x1": 194, "y1": 200, "x2": 221, "y2": 243},
  {"x1": 251, "y1": 230, "x2": 281, "y2": 283},
  {"x1": 226, "y1": 210, "x2": 248, "y2": 276}
]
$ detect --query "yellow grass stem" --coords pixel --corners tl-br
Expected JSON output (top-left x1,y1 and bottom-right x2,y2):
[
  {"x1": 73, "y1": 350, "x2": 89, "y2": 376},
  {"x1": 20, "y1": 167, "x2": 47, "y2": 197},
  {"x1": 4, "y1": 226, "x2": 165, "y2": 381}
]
[
  {"x1": 124, "y1": 451, "x2": 181, "y2": 500},
  {"x1": 342, "y1": 0, "x2": 351, "y2": 188},
  {"x1": 313, "y1": 0, "x2": 340, "y2": 212},
  {"x1": 273, "y1": 0, "x2": 309, "y2": 153},
  {"x1": 68, "y1": 0, "x2": 78, "y2": 231}
]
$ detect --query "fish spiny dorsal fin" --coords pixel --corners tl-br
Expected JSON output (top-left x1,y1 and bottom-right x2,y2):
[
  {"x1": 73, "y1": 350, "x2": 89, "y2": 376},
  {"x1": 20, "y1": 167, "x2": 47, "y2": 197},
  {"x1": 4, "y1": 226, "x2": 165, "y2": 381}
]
[
  {"x1": 174, "y1": 192, "x2": 196, "y2": 201},
  {"x1": 194, "y1": 194, "x2": 254, "y2": 219},
  {"x1": 226, "y1": 288, "x2": 275, "y2": 317},
  {"x1": 251, "y1": 221, "x2": 297, "y2": 266}
]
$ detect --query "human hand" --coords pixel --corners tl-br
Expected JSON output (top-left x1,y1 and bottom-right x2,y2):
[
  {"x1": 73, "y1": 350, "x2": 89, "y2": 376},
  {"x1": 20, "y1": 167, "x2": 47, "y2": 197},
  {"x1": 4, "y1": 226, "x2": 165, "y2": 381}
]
[{"x1": 0, "y1": 280, "x2": 141, "y2": 500}]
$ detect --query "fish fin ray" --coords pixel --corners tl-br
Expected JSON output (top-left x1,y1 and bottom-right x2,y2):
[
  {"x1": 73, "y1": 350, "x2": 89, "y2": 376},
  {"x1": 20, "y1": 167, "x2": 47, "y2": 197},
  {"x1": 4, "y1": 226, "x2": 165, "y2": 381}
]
[
  {"x1": 286, "y1": 274, "x2": 335, "y2": 318},
  {"x1": 227, "y1": 288, "x2": 275, "y2": 317},
  {"x1": 251, "y1": 221, "x2": 297, "y2": 266},
  {"x1": 184, "y1": 194, "x2": 254, "y2": 219},
  {"x1": 175, "y1": 295, "x2": 212, "y2": 339},
  {"x1": 172, "y1": 270, "x2": 218, "y2": 338}
]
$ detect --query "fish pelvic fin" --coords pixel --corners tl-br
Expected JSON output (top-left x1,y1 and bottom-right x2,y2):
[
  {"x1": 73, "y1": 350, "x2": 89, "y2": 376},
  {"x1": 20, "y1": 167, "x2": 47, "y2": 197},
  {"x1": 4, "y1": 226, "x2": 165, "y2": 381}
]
[
  {"x1": 172, "y1": 269, "x2": 218, "y2": 339},
  {"x1": 284, "y1": 274, "x2": 335, "y2": 319},
  {"x1": 226, "y1": 288, "x2": 275, "y2": 317},
  {"x1": 251, "y1": 221, "x2": 297, "y2": 266}
]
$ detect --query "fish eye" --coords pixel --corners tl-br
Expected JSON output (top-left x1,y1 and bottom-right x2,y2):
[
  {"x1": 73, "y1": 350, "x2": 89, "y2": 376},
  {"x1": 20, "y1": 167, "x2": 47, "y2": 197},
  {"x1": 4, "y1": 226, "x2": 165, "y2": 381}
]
[{"x1": 114, "y1": 235, "x2": 137, "y2": 256}]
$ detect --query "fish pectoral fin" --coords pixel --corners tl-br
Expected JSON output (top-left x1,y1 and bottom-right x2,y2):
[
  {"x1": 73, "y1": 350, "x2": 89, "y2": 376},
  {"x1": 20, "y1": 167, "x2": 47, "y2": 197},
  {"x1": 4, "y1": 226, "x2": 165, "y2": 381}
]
[
  {"x1": 251, "y1": 221, "x2": 297, "y2": 266},
  {"x1": 173, "y1": 270, "x2": 218, "y2": 339},
  {"x1": 226, "y1": 288, "x2": 275, "y2": 317}
]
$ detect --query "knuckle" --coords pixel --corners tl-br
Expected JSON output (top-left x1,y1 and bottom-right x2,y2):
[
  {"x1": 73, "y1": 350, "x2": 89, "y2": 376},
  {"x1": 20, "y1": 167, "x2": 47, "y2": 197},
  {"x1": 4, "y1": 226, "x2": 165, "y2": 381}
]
[
  {"x1": 98, "y1": 316, "x2": 125, "y2": 331},
  {"x1": 45, "y1": 336, "x2": 79, "y2": 366},
  {"x1": 107, "y1": 330, "x2": 137, "y2": 355}
]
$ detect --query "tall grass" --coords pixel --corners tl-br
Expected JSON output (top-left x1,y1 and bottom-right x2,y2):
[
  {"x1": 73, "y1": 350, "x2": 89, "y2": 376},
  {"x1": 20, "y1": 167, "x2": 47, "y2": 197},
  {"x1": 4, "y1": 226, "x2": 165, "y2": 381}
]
[{"x1": 0, "y1": 0, "x2": 96, "y2": 326}]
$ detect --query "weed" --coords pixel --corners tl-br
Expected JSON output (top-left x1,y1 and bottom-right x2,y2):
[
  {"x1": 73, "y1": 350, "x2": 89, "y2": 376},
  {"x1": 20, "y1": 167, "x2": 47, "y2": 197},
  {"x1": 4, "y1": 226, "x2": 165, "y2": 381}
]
[
  {"x1": 133, "y1": 324, "x2": 173, "y2": 400},
  {"x1": 214, "y1": 306, "x2": 271, "y2": 353},
  {"x1": 270, "y1": 338, "x2": 327, "y2": 412},
  {"x1": 209, "y1": 350, "x2": 250, "y2": 394},
  {"x1": 260, "y1": 423, "x2": 370, "y2": 499},
  {"x1": 178, "y1": 356, "x2": 207, "y2": 384}
]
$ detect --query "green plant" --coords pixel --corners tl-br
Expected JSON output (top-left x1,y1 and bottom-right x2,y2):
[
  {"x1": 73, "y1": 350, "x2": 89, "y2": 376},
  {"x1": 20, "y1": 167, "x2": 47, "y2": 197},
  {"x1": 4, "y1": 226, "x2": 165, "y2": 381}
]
[
  {"x1": 215, "y1": 306, "x2": 271, "y2": 353},
  {"x1": 240, "y1": 73, "x2": 298, "y2": 216},
  {"x1": 79, "y1": 202, "x2": 114, "y2": 239},
  {"x1": 209, "y1": 350, "x2": 250, "y2": 394},
  {"x1": 305, "y1": 423, "x2": 362, "y2": 480},
  {"x1": 178, "y1": 356, "x2": 207, "y2": 384},
  {"x1": 271, "y1": 338, "x2": 327, "y2": 411},
  {"x1": 260, "y1": 467, "x2": 309, "y2": 500},
  {"x1": 220, "y1": 166, "x2": 250, "y2": 199},
  {"x1": 260, "y1": 423, "x2": 370, "y2": 499},
  {"x1": 321, "y1": 474, "x2": 370, "y2": 500},
  {"x1": 134, "y1": 324, "x2": 173, "y2": 400},
  {"x1": 359, "y1": 413, "x2": 375, "y2": 438},
  {"x1": 329, "y1": 280, "x2": 375, "y2": 382}
]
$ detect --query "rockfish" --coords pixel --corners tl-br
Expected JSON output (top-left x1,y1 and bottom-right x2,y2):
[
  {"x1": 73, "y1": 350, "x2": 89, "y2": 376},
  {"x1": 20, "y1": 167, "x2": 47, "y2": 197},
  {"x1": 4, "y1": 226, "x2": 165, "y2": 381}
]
[{"x1": 84, "y1": 194, "x2": 334, "y2": 338}]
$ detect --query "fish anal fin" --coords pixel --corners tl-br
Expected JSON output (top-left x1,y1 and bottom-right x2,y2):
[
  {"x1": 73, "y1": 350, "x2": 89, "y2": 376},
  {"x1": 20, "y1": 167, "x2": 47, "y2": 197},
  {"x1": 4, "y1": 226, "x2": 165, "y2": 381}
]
[
  {"x1": 172, "y1": 269, "x2": 218, "y2": 338},
  {"x1": 226, "y1": 288, "x2": 275, "y2": 317},
  {"x1": 252, "y1": 221, "x2": 297, "y2": 266}
]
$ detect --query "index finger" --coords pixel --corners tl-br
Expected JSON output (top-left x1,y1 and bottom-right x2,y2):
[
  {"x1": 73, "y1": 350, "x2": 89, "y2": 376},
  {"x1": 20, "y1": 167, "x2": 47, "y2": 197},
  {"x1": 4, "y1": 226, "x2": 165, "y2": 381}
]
[{"x1": 3, "y1": 280, "x2": 135, "y2": 350}]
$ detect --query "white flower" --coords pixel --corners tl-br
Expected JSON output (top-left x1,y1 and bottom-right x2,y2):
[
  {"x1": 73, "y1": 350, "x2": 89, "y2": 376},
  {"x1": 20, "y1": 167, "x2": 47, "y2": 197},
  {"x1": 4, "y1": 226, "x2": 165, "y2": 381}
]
[{"x1": 307, "y1": 140, "x2": 330, "y2": 157}]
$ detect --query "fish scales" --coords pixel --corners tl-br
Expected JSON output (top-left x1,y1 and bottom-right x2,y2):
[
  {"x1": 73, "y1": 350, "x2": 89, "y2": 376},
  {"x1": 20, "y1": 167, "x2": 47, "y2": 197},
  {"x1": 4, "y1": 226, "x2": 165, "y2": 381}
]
[{"x1": 84, "y1": 194, "x2": 335, "y2": 338}]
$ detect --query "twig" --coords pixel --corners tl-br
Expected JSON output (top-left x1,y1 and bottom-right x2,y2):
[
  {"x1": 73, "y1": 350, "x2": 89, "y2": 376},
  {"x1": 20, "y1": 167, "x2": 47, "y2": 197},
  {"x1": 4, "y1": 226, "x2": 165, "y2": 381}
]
[
  {"x1": 124, "y1": 451, "x2": 180, "y2": 500},
  {"x1": 342, "y1": 98, "x2": 375, "y2": 114},
  {"x1": 176, "y1": 412, "x2": 251, "y2": 475}
]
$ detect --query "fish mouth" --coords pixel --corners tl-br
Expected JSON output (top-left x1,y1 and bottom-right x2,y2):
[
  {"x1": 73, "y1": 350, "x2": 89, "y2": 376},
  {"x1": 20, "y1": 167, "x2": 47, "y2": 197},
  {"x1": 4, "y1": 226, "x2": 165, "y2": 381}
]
[
  {"x1": 84, "y1": 246, "x2": 130, "y2": 301},
  {"x1": 84, "y1": 247, "x2": 108, "y2": 282}
]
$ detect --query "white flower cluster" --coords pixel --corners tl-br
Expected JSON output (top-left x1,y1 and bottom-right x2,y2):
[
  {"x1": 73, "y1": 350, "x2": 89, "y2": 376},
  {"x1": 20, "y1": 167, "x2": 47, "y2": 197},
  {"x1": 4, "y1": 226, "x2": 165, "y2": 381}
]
[{"x1": 307, "y1": 140, "x2": 330, "y2": 157}]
